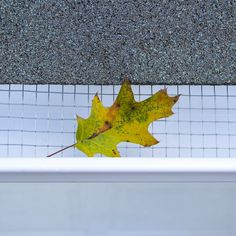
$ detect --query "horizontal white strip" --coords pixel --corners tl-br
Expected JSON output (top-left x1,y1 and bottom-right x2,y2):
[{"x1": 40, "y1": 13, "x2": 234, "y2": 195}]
[{"x1": 0, "y1": 158, "x2": 236, "y2": 183}]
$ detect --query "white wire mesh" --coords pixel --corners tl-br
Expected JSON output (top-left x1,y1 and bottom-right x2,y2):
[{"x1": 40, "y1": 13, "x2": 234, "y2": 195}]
[{"x1": 0, "y1": 84, "x2": 236, "y2": 157}]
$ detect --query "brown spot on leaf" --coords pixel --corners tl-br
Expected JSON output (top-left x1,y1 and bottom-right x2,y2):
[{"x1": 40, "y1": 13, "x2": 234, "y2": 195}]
[
  {"x1": 87, "y1": 121, "x2": 112, "y2": 140},
  {"x1": 112, "y1": 149, "x2": 117, "y2": 155},
  {"x1": 104, "y1": 121, "x2": 112, "y2": 128}
]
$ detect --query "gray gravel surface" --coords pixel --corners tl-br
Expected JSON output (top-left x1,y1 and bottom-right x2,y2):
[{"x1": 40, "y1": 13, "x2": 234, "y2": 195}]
[{"x1": 0, "y1": 0, "x2": 235, "y2": 84}]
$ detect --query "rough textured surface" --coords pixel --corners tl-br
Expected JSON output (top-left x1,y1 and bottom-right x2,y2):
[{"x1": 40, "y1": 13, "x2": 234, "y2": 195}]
[{"x1": 0, "y1": 0, "x2": 236, "y2": 85}]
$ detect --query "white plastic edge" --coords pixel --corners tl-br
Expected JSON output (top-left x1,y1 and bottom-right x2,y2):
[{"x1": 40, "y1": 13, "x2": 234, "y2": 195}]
[{"x1": 0, "y1": 158, "x2": 236, "y2": 183}]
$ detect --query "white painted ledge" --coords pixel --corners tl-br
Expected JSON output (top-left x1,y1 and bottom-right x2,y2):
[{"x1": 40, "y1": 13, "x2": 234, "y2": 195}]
[{"x1": 0, "y1": 158, "x2": 236, "y2": 183}]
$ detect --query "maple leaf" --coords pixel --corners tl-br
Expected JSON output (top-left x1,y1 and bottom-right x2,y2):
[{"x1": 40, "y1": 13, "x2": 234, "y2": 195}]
[{"x1": 75, "y1": 79, "x2": 180, "y2": 157}]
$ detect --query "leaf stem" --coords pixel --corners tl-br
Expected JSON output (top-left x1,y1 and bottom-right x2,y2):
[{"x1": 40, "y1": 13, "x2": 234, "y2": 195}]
[{"x1": 47, "y1": 143, "x2": 77, "y2": 157}]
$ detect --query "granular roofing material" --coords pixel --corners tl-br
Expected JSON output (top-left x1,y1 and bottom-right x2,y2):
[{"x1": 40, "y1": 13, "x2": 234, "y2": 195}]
[{"x1": 0, "y1": 1, "x2": 235, "y2": 85}]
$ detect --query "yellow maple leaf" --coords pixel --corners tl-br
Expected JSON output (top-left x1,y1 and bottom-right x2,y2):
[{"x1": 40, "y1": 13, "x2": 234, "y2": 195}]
[{"x1": 75, "y1": 79, "x2": 180, "y2": 157}]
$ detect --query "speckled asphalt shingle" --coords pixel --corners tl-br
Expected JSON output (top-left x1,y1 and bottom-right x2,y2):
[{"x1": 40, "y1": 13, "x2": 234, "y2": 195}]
[{"x1": 0, "y1": 1, "x2": 235, "y2": 85}]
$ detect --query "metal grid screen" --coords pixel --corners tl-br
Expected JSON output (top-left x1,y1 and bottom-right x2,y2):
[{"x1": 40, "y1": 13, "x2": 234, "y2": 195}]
[{"x1": 0, "y1": 84, "x2": 236, "y2": 157}]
